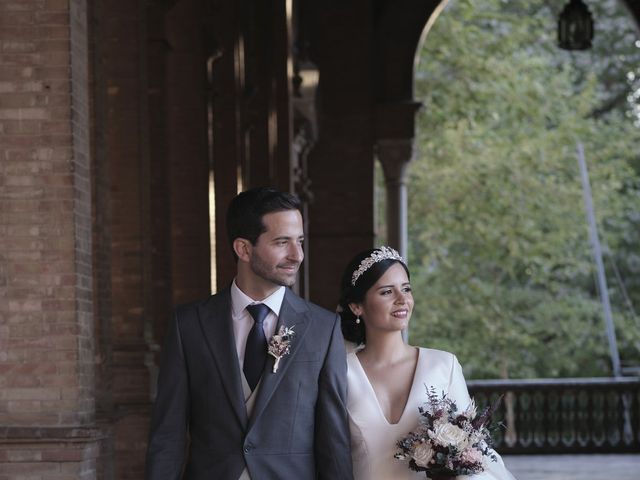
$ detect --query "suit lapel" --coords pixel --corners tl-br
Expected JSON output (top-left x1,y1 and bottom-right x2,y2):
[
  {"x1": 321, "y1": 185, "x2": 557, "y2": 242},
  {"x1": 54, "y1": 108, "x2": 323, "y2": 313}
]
[
  {"x1": 197, "y1": 289, "x2": 248, "y2": 429},
  {"x1": 248, "y1": 289, "x2": 311, "y2": 429}
]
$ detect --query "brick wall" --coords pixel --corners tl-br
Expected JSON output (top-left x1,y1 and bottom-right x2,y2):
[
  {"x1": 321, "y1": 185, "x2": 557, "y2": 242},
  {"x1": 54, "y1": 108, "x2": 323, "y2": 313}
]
[
  {"x1": 166, "y1": 0, "x2": 211, "y2": 307},
  {"x1": 306, "y1": 0, "x2": 377, "y2": 309},
  {"x1": 0, "y1": 436, "x2": 102, "y2": 479},
  {"x1": 91, "y1": 0, "x2": 181, "y2": 477},
  {"x1": 94, "y1": 1, "x2": 153, "y2": 477},
  {"x1": 0, "y1": 0, "x2": 383, "y2": 477},
  {"x1": 0, "y1": 0, "x2": 104, "y2": 478},
  {"x1": 70, "y1": 0, "x2": 95, "y2": 428},
  {"x1": 0, "y1": 0, "x2": 90, "y2": 427}
]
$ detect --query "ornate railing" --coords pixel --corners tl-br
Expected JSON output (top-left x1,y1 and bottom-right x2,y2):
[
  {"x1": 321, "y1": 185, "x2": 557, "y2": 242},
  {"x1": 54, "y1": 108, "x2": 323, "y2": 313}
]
[{"x1": 467, "y1": 377, "x2": 640, "y2": 454}]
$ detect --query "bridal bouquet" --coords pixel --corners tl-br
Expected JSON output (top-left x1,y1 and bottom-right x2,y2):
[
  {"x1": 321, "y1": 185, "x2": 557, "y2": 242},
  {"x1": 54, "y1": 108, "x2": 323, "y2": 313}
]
[{"x1": 394, "y1": 387, "x2": 500, "y2": 479}]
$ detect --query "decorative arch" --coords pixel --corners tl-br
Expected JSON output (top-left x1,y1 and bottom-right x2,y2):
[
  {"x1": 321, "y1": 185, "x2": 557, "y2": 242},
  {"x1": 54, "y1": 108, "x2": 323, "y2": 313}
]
[{"x1": 371, "y1": 1, "x2": 447, "y2": 258}]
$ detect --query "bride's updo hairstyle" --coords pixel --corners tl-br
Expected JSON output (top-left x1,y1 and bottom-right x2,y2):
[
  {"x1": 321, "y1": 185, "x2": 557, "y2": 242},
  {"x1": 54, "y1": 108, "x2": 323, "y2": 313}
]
[{"x1": 338, "y1": 247, "x2": 409, "y2": 345}]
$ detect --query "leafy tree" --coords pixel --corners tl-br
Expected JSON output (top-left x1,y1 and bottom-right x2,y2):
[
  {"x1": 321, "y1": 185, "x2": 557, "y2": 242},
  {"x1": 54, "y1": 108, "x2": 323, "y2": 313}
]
[{"x1": 407, "y1": 0, "x2": 640, "y2": 379}]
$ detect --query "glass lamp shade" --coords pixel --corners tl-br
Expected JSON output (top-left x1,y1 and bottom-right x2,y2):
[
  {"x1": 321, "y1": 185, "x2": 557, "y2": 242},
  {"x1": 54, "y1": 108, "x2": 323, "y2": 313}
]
[{"x1": 558, "y1": 0, "x2": 594, "y2": 50}]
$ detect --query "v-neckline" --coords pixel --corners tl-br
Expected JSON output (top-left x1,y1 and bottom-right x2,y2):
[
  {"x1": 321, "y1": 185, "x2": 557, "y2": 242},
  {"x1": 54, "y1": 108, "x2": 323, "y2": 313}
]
[{"x1": 353, "y1": 347, "x2": 422, "y2": 426}]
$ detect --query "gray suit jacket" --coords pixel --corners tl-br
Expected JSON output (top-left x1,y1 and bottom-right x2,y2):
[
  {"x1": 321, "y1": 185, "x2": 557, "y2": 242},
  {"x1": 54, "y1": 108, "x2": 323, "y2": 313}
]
[{"x1": 145, "y1": 287, "x2": 353, "y2": 480}]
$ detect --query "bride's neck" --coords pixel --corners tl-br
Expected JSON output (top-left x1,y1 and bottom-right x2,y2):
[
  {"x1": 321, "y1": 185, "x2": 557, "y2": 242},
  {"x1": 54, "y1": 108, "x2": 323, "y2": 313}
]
[{"x1": 358, "y1": 331, "x2": 412, "y2": 365}]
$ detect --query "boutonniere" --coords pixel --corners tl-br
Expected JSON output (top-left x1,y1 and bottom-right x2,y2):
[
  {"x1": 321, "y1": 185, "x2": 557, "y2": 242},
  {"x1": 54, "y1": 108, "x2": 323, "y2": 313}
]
[{"x1": 268, "y1": 325, "x2": 295, "y2": 373}]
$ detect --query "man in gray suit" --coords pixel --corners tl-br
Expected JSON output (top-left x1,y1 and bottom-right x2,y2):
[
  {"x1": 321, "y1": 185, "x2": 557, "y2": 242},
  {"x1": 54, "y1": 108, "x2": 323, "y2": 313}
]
[{"x1": 145, "y1": 187, "x2": 353, "y2": 479}]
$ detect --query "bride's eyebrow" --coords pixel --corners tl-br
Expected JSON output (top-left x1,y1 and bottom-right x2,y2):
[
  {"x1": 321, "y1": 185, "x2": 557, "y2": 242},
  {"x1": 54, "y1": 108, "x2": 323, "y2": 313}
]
[
  {"x1": 376, "y1": 282, "x2": 409, "y2": 290},
  {"x1": 375, "y1": 282, "x2": 410, "y2": 290}
]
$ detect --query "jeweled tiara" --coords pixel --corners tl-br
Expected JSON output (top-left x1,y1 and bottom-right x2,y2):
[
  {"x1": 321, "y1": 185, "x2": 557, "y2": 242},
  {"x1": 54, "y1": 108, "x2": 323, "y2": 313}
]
[{"x1": 351, "y1": 246, "x2": 404, "y2": 286}]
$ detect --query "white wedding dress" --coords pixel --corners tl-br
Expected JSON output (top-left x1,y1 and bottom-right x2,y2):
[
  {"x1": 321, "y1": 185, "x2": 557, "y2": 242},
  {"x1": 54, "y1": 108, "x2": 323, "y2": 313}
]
[{"x1": 347, "y1": 347, "x2": 516, "y2": 480}]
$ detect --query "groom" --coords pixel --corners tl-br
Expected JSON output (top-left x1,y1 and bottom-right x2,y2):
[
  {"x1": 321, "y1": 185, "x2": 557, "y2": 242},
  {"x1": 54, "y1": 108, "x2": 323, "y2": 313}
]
[{"x1": 145, "y1": 187, "x2": 353, "y2": 479}]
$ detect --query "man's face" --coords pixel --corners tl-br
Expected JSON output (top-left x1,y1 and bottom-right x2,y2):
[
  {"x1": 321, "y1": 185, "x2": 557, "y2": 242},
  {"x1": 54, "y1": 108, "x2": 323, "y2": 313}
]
[{"x1": 248, "y1": 209, "x2": 304, "y2": 289}]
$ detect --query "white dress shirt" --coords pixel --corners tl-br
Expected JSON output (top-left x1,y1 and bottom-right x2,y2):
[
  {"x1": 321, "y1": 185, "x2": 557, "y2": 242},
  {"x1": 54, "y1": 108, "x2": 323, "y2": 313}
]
[
  {"x1": 230, "y1": 280, "x2": 285, "y2": 480},
  {"x1": 230, "y1": 280, "x2": 284, "y2": 376}
]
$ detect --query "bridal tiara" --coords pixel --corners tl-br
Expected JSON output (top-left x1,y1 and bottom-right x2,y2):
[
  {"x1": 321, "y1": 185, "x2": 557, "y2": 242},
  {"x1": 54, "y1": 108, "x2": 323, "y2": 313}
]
[{"x1": 351, "y1": 246, "x2": 405, "y2": 286}]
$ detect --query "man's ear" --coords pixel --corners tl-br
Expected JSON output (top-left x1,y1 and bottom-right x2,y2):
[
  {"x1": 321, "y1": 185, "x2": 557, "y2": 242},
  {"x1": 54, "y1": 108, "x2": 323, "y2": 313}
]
[
  {"x1": 348, "y1": 302, "x2": 362, "y2": 317},
  {"x1": 233, "y1": 238, "x2": 252, "y2": 262}
]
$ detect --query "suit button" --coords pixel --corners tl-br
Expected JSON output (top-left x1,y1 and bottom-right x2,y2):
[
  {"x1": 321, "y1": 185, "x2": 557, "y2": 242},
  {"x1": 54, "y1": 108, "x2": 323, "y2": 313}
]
[{"x1": 244, "y1": 445, "x2": 252, "y2": 453}]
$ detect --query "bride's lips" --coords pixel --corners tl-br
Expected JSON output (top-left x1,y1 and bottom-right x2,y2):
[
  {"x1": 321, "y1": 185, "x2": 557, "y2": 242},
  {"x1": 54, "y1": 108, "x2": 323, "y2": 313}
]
[{"x1": 391, "y1": 309, "x2": 409, "y2": 318}]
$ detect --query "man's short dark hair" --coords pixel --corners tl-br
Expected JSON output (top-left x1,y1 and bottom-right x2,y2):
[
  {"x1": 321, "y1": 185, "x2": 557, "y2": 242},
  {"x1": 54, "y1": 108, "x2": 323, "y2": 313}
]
[{"x1": 226, "y1": 187, "x2": 302, "y2": 256}]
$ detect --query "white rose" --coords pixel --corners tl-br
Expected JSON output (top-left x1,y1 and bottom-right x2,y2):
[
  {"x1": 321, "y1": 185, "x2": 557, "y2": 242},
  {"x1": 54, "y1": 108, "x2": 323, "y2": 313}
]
[
  {"x1": 411, "y1": 442, "x2": 434, "y2": 468},
  {"x1": 428, "y1": 422, "x2": 469, "y2": 449}
]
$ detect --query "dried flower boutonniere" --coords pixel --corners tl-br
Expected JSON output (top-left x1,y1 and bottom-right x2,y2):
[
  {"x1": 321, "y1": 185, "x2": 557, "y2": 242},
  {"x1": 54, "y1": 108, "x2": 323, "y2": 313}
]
[{"x1": 267, "y1": 325, "x2": 295, "y2": 373}]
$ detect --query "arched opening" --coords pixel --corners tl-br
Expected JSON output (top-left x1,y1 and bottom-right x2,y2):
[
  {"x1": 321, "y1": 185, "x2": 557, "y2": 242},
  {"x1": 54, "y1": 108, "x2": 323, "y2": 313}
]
[{"x1": 409, "y1": 0, "x2": 640, "y2": 380}]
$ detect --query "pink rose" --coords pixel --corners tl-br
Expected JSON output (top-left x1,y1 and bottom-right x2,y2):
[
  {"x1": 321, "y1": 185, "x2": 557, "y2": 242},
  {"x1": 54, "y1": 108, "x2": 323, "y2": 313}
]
[{"x1": 460, "y1": 447, "x2": 483, "y2": 465}]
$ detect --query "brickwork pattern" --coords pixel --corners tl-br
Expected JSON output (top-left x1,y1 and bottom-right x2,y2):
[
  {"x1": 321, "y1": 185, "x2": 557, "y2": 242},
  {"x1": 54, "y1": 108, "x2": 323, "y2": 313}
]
[
  {"x1": 92, "y1": 2, "x2": 150, "y2": 477},
  {"x1": 0, "y1": 440, "x2": 101, "y2": 479},
  {"x1": 0, "y1": 0, "x2": 93, "y2": 428},
  {"x1": 166, "y1": 0, "x2": 211, "y2": 307},
  {"x1": 0, "y1": 0, "x2": 107, "y2": 478},
  {"x1": 1, "y1": 0, "x2": 379, "y2": 478},
  {"x1": 94, "y1": 1, "x2": 168, "y2": 477},
  {"x1": 70, "y1": 0, "x2": 95, "y2": 428}
]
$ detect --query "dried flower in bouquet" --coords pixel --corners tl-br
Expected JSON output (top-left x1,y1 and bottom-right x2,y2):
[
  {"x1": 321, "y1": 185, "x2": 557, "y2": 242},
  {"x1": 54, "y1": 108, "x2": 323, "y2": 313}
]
[{"x1": 394, "y1": 387, "x2": 502, "y2": 479}]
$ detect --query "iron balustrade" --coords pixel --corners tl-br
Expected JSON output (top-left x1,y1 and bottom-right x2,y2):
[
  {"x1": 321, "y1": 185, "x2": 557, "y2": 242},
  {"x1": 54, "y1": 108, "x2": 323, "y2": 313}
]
[{"x1": 467, "y1": 377, "x2": 640, "y2": 454}]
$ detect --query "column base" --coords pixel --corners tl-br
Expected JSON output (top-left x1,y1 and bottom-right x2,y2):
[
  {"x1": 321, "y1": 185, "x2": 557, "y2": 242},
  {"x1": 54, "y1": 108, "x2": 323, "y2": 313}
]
[{"x1": 0, "y1": 426, "x2": 111, "y2": 479}]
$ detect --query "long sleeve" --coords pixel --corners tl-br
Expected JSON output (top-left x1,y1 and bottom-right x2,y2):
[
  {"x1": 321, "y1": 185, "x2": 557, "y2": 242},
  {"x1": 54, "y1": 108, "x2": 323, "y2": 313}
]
[
  {"x1": 468, "y1": 455, "x2": 516, "y2": 480},
  {"x1": 448, "y1": 355, "x2": 516, "y2": 480},
  {"x1": 144, "y1": 312, "x2": 189, "y2": 480},
  {"x1": 314, "y1": 314, "x2": 354, "y2": 480}
]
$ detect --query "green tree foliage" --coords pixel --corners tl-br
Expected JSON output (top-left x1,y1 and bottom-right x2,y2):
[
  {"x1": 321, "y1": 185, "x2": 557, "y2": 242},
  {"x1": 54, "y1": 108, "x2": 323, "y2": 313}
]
[{"x1": 408, "y1": 0, "x2": 640, "y2": 379}]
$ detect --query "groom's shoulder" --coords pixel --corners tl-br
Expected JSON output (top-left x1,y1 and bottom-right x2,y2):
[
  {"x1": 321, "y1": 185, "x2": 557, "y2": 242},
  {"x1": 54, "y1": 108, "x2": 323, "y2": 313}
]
[
  {"x1": 307, "y1": 301, "x2": 337, "y2": 323},
  {"x1": 174, "y1": 288, "x2": 230, "y2": 318},
  {"x1": 286, "y1": 290, "x2": 337, "y2": 321}
]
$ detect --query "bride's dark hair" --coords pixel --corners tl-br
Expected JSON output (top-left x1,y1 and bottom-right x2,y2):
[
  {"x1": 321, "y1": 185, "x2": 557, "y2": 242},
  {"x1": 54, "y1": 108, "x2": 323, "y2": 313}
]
[{"x1": 338, "y1": 248, "x2": 410, "y2": 345}]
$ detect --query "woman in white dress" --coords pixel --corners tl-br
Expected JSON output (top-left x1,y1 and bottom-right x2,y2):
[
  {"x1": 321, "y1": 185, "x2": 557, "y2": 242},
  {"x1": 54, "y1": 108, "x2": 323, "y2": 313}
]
[{"x1": 338, "y1": 247, "x2": 516, "y2": 480}]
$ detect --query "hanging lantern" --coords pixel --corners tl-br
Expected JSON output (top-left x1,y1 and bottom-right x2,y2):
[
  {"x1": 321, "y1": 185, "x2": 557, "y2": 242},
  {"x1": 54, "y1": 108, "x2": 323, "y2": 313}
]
[{"x1": 558, "y1": 0, "x2": 594, "y2": 51}]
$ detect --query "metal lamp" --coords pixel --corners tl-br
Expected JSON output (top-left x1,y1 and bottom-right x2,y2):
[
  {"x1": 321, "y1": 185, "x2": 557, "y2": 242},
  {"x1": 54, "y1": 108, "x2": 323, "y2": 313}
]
[{"x1": 558, "y1": 0, "x2": 594, "y2": 50}]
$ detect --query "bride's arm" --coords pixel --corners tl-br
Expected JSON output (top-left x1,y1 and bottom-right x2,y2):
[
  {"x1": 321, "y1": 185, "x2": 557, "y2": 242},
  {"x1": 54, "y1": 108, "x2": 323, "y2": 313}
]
[
  {"x1": 447, "y1": 354, "x2": 517, "y2": 480},
  {"x1": 446, "y1": 354, "x2": 473, "y2": 408}
]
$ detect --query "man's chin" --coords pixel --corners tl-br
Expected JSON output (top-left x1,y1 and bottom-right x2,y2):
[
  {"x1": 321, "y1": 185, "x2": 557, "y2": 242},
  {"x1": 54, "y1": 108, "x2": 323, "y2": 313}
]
[
  {"x1": 274, "y1": 267, "x2": 299, "y2": 286},
  {"x1": 263, "y1": 273, "x2": 298, "y2": 288},
  {"x1": 283, "y1": 272, "x2": 301, "y2": 286},
  {"x1": 280, "y1": 275, "x2": 298, "y2": 287}
]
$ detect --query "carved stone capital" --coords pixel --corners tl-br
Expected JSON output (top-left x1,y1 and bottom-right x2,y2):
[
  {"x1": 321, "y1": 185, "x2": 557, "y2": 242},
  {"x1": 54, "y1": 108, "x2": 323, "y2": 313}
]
[{"x1": 376, "y1": 138, "x2": 415, "y2": 185}]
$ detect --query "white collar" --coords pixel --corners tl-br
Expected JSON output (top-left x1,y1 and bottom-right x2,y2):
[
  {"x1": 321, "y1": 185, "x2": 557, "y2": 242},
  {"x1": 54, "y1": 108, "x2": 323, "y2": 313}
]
[{"x1": 230, "y1": 279, "x2": 286, "y2": 317}]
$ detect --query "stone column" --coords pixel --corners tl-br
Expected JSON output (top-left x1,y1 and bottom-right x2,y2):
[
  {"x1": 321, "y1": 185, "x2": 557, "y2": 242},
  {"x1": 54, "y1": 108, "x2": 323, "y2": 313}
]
[
  {"x1": 375, "y1": 101, "x2": 420, "y2": 343},
  {"x1": 376, "y1": 139, "x2": 414, "y2": 260},
  {"x1": 374, "y1": 101, "x2": 421, "y2": 261}
]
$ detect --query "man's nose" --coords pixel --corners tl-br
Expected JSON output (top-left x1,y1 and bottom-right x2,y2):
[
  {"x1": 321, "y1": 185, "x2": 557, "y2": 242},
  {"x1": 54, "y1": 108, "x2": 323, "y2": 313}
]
[{"x1": 288, "y1": 242, "x2": 304, "y2": 262}]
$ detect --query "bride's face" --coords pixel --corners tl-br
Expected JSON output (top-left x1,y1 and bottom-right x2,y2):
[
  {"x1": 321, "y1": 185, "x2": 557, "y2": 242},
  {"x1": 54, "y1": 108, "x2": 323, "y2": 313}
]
[{"x1": 352, "y1": 263, "x2": 414, "y2": 333}]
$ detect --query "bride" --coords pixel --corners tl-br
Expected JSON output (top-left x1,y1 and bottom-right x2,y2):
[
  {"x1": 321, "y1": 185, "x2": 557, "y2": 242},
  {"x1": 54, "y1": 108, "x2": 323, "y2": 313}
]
[{"x1": 338, "y1": 246, "x2": 516, "y2": 480}]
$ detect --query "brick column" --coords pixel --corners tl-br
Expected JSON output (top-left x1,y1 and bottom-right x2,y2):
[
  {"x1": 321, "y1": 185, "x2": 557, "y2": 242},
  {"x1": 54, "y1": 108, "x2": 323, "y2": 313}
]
[
  {"x1": 305, "y1": 0, "x2": 377, "y2": 309},
  {"x1": 0, "y1": 0, "x2": 104, "y2": 477},
  {"x1": 93, "y1": 1, "x2": 165, "y2": 478},
  {"x1": 165, "y1": 0, "x2": 211, "y2": 306}
]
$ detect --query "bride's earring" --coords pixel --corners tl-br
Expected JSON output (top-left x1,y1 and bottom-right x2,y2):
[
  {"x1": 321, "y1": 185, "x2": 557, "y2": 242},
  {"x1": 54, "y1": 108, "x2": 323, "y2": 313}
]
[{"x1": 355, "y1": 315, "x2": 361, "y2": 324}]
